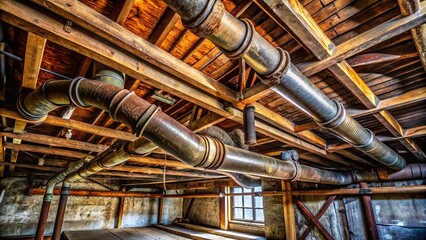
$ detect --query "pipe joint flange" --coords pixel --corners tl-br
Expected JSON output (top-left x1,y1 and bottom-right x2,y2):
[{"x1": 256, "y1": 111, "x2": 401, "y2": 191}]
[
  {"x1": 259, "y1": 48, "x2": 290, "y2": 85},
  {"x1": 195, "y1": 136, "x2": 225, "y2": 169},
  {"x1": 182, "y1": 0, "x2": 225, "y2": 38},
  {"x1": 61, "y1": 186, "x2": 71, "y2": 195},
  {"x1": 134, "y1": 104, "x2": 162, "y2": 137},
  {"x1": 218, "y1": 19, "x2": 255, "y2": 59},
  {"x1": 317, "y1": 100, "x2": 346, "y2": 129},
  {"x1": 69, "y1": 77, "x2": 89, "y2": 108},
  {"x1": 109, "y1": 90, "x2": 134, "y2": 121},
  {"x1": 16, "y1": 92, "x2": 46, "y2": 120},
  {"x1": 353, "y1": 129, "x2": 375, "y2": 150},
  {"x1": 43, "y1": 193, "x2": 53, "y2": 202},
  {"x1": 290, "y1": 161, "x2": 302, "y2": 182}
]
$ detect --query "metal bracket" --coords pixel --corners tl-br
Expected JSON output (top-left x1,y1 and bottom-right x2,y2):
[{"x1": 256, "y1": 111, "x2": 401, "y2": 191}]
[{"x1": 359, "y1": 188, "x2": 372, "y2": 195}]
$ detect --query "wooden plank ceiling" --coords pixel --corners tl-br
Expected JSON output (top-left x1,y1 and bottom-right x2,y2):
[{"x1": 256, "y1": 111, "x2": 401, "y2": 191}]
[{"x1": 0, "y1": 0, "x2": 425, "y2": 186}]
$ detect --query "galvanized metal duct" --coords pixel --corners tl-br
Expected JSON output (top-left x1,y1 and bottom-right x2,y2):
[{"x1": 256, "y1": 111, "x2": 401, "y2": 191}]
[
  {"x1": 17, "y1": 77, "x2": 359, "y2": 185},
  {"x1": 163, "y1": 0, "x2": 406, "y2": 170}
]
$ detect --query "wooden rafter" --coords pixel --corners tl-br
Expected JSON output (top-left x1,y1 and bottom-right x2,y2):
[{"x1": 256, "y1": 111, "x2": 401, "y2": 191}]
[
  {"x1": 148, "y1": 7, "x2": 179, "y2": 47},
  {"x1": 258, "y1": 0, "x2": 426, "y2": 160}
]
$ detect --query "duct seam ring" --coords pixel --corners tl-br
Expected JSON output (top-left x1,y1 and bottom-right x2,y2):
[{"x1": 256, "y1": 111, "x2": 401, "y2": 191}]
[
  {"x1": 16, "y1": 93, "x2": 45, "y2": 120},
  {"x1": 218, "y1": 19, "x2": 255, "y2": 59},
  {"x1": 183, "y1": 0, "x2": 224, "y2": 38},
  {"x1": 134, "y1": 104, "x2": 161, "y2": 137},
  {"x1": 317, "y1": 100, "x2": 346, "y2": 129},
  {"x1": 259, "y1": 48, "x2": 290, "y2": 85},
  {"x1": 109, "y1": 90, "x2": 134, "y2": 121},
  {"x1": 290, "y1": 161, "x2": 302, "y2": 182},
  {"x1": 69, "y1": 77, "x2": 89, "y2": 108},
  {"x1": 353, "y1": 129, "x2": 375, "y2": 149},
  {"x1": 194, "y1": 136, "x2": 209, "y2": 168}
]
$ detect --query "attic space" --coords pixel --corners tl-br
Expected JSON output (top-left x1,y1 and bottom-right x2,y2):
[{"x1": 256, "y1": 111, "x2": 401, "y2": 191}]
[{"x1": 0, "y1": 0, "x2": 425, "y2": 239}]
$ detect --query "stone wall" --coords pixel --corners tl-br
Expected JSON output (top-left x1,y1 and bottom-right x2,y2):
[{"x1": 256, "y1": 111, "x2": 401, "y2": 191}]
[
  {"x1": 294, "y1": 180, "x2": 426, "y2": 240},
  {"x1": 182, "y1": 188, "x2": 265, "y2": 236},
  {"x1": 0, "y1": 177, "x2": 182, "y2": 237}
]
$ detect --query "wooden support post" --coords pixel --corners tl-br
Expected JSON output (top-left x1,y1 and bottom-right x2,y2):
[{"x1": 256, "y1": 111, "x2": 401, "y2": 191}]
[
  {"x1": 295, "y1": 197, "x2": 334, "y2": 240},
  {"x1": 157, "y1": 197, "x2": 163, "y2": 225},
  {"x1": 9, "y1": 120, "x2": 26, "y2": 172},
  {"x1": 219, "y1": 187, "x2": 228, "y2": 230},
  {"x1": 360, "y1": 182, "x2": 379, "y2": 240},
  {"x1": 281, "y1": 181, "x2": 296, "y2": 240},
  {"x1": 116, "y1": 188, "x2": 126, "y2": 229}
]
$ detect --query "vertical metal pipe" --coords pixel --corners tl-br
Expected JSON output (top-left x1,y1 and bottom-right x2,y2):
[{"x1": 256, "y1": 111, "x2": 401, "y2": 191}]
[
  {"x1": 360, "y1": 182, "x2": 379, "y2": 240},
  {"x1": 243, "y1": 105, "x2": 256, "y2": 145},
  {"x1": 34, "y1": 193, "x2": 53, "y2": 240},
  {"x1": 51, "y1": 183, "x2": 70, "y2": 240}
]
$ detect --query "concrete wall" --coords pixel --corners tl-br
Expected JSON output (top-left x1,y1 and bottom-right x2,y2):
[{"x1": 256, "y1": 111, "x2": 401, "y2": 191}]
[{"x1": 0, "y1": 177, "x2": 182, "y2": 237}]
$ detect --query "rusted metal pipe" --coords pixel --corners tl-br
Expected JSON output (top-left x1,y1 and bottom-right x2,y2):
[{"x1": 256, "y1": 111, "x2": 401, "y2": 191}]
[
  {"x1": 51, "y1": 182, "x2": 70, "y2": 240},
  {"x1": 163, "y1": 0, "x2": 406, "y2": 170},
  {"x1": 243, "y1": 105, "x2": 256, "y2": 145},
  {"x1": 16, "y1": 77, "x2": 355, "y2": 185},
  {"x1": 360, "y1": 182, "x2": 380, "y2": 240},
  {"x1": 34, "y1": 194, "x2": 52, "y2": 240}
]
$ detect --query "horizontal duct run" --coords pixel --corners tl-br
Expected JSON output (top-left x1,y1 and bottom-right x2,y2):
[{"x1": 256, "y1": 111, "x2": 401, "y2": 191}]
[
  {"x1": 19, "y1": 76, "x2": 379, "y2": 185},
  {"x1": 163, "y1": 0, "x2": 406, "y2": 170}
]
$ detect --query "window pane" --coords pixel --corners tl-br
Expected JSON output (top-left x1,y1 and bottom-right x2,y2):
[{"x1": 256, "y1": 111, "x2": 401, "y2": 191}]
[
  {"x1": 243, "y1": 195, "x2": 252, "y2": 207},
  {"x1": 254, "y1": 196, "x2": 263, "y2": 208},
  {"x1": 233, "y1": 208, "x2": 243, "y2": 219},
  {"x1": 243, "y1": 188, "x2": 252, "y2": 193},
  {"x1": 254, "y1": 186, "x2": 262, "y2": 192},
  {"x1": 233, "y1": 196, "x2": 243, "y2": 207},
  {"x1": 255, "y1": 209, "x2": 264, "y2": 222},
  {"x1": 232, "y1": 187, "x2": 242, "y2": 193},
  {"x1": 244, "y1": 209, "x2": 253, "y2": 220}
]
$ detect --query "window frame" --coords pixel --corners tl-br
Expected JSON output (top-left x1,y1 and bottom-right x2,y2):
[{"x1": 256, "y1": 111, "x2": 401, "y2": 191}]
[{"x1": 229, "y1": 187, "x2": 264, "y2": 224}]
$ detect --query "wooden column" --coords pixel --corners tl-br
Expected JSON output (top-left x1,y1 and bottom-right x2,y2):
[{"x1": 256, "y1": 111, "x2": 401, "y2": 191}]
[
  {"x1": 281, "y1": 181, "x2": 296, "y2": 240},
  {"x1": 219, "y1": 187, "x2": 229, "y2": 230}
]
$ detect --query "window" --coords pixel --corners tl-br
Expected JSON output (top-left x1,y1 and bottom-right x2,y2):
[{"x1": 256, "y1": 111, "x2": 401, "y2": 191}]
[{"x1": 230, "y1": 186, "x2": 264, "y2": 223}]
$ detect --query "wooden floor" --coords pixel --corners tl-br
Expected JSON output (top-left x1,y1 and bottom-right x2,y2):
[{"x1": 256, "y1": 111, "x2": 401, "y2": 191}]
[{"x1": 62, "y1": 224, "x2": 265, "y2": 240}]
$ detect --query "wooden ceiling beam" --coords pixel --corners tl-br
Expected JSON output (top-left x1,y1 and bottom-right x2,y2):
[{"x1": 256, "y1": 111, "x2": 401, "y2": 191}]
[
  {"x1": 148, "y1": 7, "x2": 179, "y2": 47},
  {"x1": 258, "y1": 0, "x2": 426, "y2": 160},
  {"x1": 300, "y1": 2, "x2": 426, "y2": 76},
  {"x1": 0, "y1": 0, "x2": 330, "y2": 157},
  {"x1": 3, "y1": 142, "x2": 88, "y2": 159},
  {"x1": 0, "y1": 132, "x2": 108, "y2": 153},
  {"x1": 398, "y1": 0, "x2": 426, "y2": 72}
]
